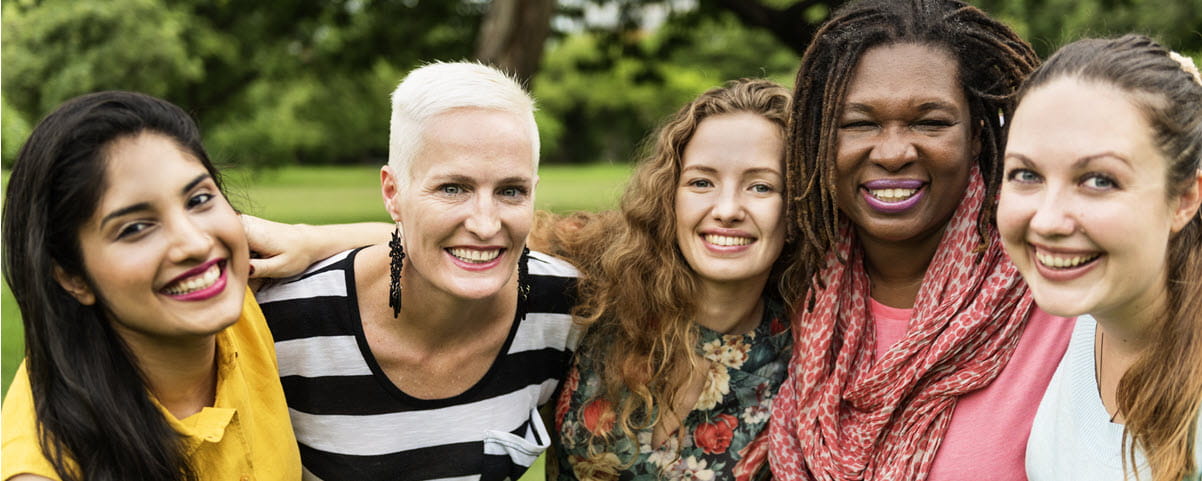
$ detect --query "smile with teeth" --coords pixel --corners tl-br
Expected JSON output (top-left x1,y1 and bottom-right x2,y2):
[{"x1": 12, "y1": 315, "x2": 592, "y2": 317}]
[
  {"x1": 1035, "y1": 251, "x2": 1101, "y2": 269},
  {"x1": 163, "y1": 263, "x2": 222, "y2": 295},
  {"x1": 448, "y1": 247, "x2": 502, "y2": 263},
  {"x1": 705, "y1": 234, "x2": 753, "y2": 247},
  {"x1": 867, "y1": 188, "x2": 919, "y2": 203}
]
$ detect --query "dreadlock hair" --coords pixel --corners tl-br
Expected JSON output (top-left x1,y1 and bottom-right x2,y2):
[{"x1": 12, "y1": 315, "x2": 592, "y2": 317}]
[
  {"x1": 1015, "y1": 34, "x2": 1202, "y2": 481},
  {"x1": 538, "y1": 79, "x2": 797, "y2": 463},
  {"x1": 783, "y1": 0, "x2": 1039, "y2": 297}
]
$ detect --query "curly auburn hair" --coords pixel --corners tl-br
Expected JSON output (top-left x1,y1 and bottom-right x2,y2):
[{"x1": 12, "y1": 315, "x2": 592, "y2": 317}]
[
  {"x1": 784, "y1": 0, "x2": 1039, "y2": 294},
  {"x1": 537, "y1": 78, "x2": 797, "y2": 460}
]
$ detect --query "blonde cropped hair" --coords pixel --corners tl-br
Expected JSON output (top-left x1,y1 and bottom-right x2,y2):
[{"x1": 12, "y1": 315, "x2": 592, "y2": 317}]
[{"x1": 387, "y1": 61, "x2": 539, "y2": 189}]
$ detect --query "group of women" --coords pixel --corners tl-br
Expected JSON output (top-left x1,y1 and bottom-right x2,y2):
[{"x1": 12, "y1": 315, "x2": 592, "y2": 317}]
[{"x1": 2, "y1": 0, "x2": 1200, "y2": 480}]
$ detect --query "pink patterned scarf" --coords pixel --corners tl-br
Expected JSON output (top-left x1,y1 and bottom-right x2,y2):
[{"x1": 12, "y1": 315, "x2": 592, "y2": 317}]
[{"x1": 768, "y1": 167, "x2": 1034, "y2": 480}]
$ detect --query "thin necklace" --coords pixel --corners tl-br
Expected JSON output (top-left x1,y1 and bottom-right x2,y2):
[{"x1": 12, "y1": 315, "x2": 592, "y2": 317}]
[{"x1": 1095, "y1": 328, "x2": 1119, "y2": 423}]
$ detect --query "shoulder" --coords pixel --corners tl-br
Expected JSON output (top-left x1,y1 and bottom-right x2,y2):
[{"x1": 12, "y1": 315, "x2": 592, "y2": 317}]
[
  {"x1": 254, "y1": 248, "x2": 358, "y2": 305},
  {"x1": 526, "y1": 250, "x2": 579, "y2": 279},
  {"x1": 2, "y1": 363, "x2": 65, "y2": 481}
]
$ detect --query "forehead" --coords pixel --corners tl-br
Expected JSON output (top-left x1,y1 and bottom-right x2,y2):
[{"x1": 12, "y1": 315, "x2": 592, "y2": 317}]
[
  {"x1": 682, "y1": 113, "x2": 783, "y2": 172},
  {"x1": 843, "y1": 42, "x2": 965, "y2": 109},
  {"x1": 410, "y1": 108, "x2": 535, "y2": 179},
  {"x1": 1008, "y1": 78, "x2": 1159, "y2": 164},
  {"x1": 98, "y1": 133, "x2": 207, "y2": 200}
]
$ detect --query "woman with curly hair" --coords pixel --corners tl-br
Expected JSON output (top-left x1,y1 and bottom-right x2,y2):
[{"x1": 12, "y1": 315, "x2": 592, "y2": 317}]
[{"x1": 543, "y1": 78, "x2": 801, "y2": 480}]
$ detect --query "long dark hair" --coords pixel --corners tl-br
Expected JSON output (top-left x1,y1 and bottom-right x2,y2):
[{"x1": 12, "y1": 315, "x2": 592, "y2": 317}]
[
  {"x1": 783, "y1": 0, "x2": 1039, "y2": 295},
  {"x1": 2, "y1": 91, "x2": 224, "y2": 481},
  {"x1": 1017, "y1": 35, "x2": 1202, "y2": 481}
]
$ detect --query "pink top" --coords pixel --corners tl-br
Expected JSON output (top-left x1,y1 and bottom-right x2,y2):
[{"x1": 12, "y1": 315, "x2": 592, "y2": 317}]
[{"x1": 871, "y1": 299, "x2": 1073, "y2": 481}]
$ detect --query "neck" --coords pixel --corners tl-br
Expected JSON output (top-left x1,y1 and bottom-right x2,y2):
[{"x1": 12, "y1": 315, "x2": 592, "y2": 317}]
[
  {"x1": 359, "y1": 244, "x2": 517, "y2": 348},
  {"x1": 859, "y1": 226, "x2": 945, "y2": 309},
  {"x1": 115, "y1": 327, "x2": 219, "y2": 420},
  {"x1": 694, "y1": 277, "x2": 769, "y2": 335},
  {"x1": 1092, "y1": 280, "x2": 1166, "y2": 422}
]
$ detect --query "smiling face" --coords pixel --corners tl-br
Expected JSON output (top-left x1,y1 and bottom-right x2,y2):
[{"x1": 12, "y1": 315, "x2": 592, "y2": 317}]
[
  {"x1": 674, "y1": 112, "x2": 786, "y2": 291},
  {"x1": 998, "y1": 77, "x2": 1199, "y2": 322},
  {"x1": 834, "y1": 42, "x2": 976, "y2": 248},
  {"x1": 385, "y1": 107, "x2": 537, "y2": 301},
  {"x1": 63, "y1": 132, "x2": 249, "y2": 345}
]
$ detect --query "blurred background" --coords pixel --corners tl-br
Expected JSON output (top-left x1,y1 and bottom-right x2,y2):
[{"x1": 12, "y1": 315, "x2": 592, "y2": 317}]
[
  {"x1": 4, "y1": 0, "x2": 1201, "y2": 171},
  {"x1": 2, "y1": 0, "x2": 1201, "y2": 419}
]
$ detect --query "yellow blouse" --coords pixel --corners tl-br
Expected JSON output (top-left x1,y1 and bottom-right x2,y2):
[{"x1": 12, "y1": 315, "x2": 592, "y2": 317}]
[{"x1": 1, "y1": 289, "x2": 300, "y2": 480}]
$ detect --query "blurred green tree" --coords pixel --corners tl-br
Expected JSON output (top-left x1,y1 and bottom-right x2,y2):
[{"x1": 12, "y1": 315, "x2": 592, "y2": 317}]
[{"x1": 3, "y1": 0, "x2": 1198, "y2": 169}]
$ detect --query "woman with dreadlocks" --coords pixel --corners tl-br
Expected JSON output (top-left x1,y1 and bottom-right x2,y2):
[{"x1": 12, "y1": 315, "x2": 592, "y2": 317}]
[{"x1": 767, "y1": 0, "x2": 1075, "y2": 480}]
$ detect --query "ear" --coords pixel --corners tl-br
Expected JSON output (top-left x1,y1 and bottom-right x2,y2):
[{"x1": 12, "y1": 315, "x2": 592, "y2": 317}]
[
  {"x1": 381, "y1": 165, "x2": 403, "y2": 223},
  {"x1": 52, "y1": 265, "x2": 96, "y2": 306},
  {"x1": 1170, "y1": 169, "x2": 1202, "y2": 233}
]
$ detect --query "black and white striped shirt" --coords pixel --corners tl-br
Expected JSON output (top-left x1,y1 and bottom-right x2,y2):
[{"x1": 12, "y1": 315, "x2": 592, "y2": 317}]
[{"x1": 257, "y1": 248, "x2": 580, "y2": 481}]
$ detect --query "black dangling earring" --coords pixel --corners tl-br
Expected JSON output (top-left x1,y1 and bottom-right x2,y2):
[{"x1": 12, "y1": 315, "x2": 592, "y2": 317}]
[
  {"x1": 515, "y1": 247, "x2": 532, "y2": 321},
  {"x1": 388, "y1": 227, "x2": 405, "y2": 318}
]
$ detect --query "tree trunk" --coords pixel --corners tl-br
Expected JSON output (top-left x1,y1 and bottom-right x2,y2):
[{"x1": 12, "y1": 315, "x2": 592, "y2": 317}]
[{"x1": 475, "y1": 0, "x2": 555, "y2": 87}]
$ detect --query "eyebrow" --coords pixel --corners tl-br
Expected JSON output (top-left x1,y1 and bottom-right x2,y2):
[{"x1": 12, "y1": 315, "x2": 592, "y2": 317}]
[
  {"x1": 1004, "y1": 152, "x2": 1132, "y2": 169},
  {"x1": 682, "y1": 166, "x2": 782, "y2": 176},
  {"x1": 99, "y1": 173, "x2": 211, "y2": 229},
  {"x1": 433, "y1": 174, "x2": 533, "y2": 185},
  {"x1": 842, "y1": 100, "x2": 958, "y2": 115}
]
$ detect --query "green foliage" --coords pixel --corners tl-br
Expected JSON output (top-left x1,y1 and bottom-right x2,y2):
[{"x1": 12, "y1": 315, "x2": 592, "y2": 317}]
[
  {"x1": 2, "y1": 0, "x2": 211, "y2": 115},
  {"x1": 1, "y1": 96, "x2": 31, "y2": 166},
  {"x1": 534, "y1": 10, "x2": 798, "y2": 165},
  {"x1": 1, "y1": 0, "x2": 482, "y2": 168},
  {"x1": 974, "y1": 0, "x2": 1202, "y2": 57}
]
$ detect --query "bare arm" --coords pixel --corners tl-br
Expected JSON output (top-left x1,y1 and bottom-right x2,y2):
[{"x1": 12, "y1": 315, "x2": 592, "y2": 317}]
[{"x1": 241, "y1": 214, "x2": 393, "y2": 278}]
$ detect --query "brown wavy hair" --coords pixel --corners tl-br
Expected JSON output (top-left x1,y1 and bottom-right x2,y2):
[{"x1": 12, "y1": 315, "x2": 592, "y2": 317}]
[
  {"x1": 784, "y1": 0, "x2": 1039, "y2": 296},
  {"x1": 535, "y1": 79, "x2": 797, "y2": 460},
  {"x1": 1017, "y1": 34, "x2": 1202, "y2": 481}
]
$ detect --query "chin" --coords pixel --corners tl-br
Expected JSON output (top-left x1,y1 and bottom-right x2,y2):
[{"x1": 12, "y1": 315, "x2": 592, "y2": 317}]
[{"x1": 1028, "y1": 290, "x2": 1090, "y2": 318}]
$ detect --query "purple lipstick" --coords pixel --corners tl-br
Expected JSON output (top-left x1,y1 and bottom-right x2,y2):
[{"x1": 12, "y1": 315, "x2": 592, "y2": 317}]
[{"x1": 861, "y1": 179, "x2": 926, "y2": 214}]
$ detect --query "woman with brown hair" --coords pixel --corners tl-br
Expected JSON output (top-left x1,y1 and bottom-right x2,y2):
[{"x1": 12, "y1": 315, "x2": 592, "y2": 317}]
[
  {"x1": 998, "y1": 34, "x2": 1202, "y2": 481},
  {"x1": 546, "y1": 79, "x2": 801, "y2": 480},
  {"x1": 768, "y1": 0, "x2": 1075, "y2": 479}
]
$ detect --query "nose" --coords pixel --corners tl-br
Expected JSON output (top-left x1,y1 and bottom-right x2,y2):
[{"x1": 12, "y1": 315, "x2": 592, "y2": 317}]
[
  {"x1": 464, "y1": 197, "x2": 502, "y2": 239},
  {"x1": 1028, "y1": 187, "x2": 1078, "y2": 238},
  {"x1": 167, "y1": 216, "x2": 215, "y2": 264},
  {"x1": 711, "y1": 186, "x2": 745, "y2": 224},
  {"x1": 868, "y1": 127, "x2": 918, "y2": 171}
]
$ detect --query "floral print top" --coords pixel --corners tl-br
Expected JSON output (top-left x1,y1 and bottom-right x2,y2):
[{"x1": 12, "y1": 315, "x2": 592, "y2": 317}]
[{"x1": 553, "y1": 299, "x2": 791, "y2": 481}]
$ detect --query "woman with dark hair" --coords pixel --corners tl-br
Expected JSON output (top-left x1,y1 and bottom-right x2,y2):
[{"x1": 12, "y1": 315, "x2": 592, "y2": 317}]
[
  {"x1": 546, "y1": 79, "x2": 799, "y2": 479},
  {"x1": 1, "y1": 91, "x2": 299, "y2": 480},
  {"x1": 998, "y1": 35, "x2": 1202, "y2": 481},
  {"x1": 768, "y1": 0, "x2": 1074, "y2": 479}
]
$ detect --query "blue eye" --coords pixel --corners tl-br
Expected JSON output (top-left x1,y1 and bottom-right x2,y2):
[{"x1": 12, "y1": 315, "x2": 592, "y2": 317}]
[
  {"x1": 1083, "y1": 174, "x2": 1117, "y2": 190},
  {"x1": 1006, "y1": 169, "x2": 1041, "y2": 184},
  {"x1": 499, "y1": 186, "x2": 527, "y2": 198},
  {"x1": 440, "y1": 184, "x2": 464, "y2": 195},
  {"x1": 751, "y1": 183, "x2": 775, "y2": 193},
  {"x1": 688, "y1": 179, "x2": 713, "y2": 188}
]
